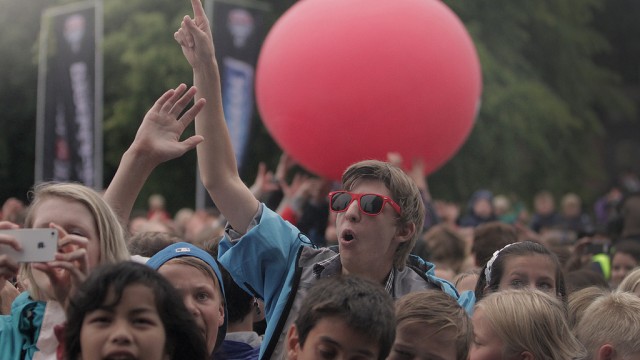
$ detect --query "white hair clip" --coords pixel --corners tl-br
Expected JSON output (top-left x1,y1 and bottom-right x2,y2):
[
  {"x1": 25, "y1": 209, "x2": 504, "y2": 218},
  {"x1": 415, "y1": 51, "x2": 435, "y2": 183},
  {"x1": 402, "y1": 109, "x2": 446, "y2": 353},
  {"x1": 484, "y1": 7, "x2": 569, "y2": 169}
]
[{"x1": 484, "y1": 242, "x2": 518, "y2": 284}]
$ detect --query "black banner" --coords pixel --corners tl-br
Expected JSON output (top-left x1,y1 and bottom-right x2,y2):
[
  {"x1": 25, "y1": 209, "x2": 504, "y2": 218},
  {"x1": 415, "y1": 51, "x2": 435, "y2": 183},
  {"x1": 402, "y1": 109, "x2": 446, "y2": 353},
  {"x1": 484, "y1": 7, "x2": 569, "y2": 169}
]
[
  {"x1": 197, "y1": 0, "x2": 271, "y2": 209},
  {"x1": 36, "y1": 1, "x2": 102, "y2": 188},
  {"x1": 213, "y1": 0, "x2": 270, "y2": 172}
]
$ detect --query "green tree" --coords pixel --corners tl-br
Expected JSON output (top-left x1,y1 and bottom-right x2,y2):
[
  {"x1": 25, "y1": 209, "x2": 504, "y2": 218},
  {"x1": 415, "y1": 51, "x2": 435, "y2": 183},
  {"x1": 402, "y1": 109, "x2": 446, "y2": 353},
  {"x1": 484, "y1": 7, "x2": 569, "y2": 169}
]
[
  {"x1": 101, "y1": 0, "x2": 196, "y2": 212},
  {"x1": 101, "y1": 0, "x2": 288, "y2": 213},
  {"x1": 431, "y1": 0, "x2": 636, "y2": 206},
  {"x1": 0, "y1": 0, "x2": 50, "y2": 203},
  {"x1": 1, "y1": 0, "x2": 637, "y2": 216}
]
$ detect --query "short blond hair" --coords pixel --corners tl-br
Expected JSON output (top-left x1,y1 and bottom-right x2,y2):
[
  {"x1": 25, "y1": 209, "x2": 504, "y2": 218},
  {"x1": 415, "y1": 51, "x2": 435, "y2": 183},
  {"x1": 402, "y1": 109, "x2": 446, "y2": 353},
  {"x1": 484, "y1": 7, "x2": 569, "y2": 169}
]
[
  {"x1": 476, "y1": 289, "x2": 586, "y2": 360},
  {"x1": 21, "y1": 182, "x2": 129, "y2": 300},
  {"x1": 342, "y1": 160, "x2": 425, "y2": 269},
  {"x1": 575, "y1": 291, "x2": 640, "y2": 359},
  {"x1": 396, "y1": 291, "x2": 471, "y2": 360},
  {"x1": 567, "y1": 286, "x2": 609, "y2": 330}
]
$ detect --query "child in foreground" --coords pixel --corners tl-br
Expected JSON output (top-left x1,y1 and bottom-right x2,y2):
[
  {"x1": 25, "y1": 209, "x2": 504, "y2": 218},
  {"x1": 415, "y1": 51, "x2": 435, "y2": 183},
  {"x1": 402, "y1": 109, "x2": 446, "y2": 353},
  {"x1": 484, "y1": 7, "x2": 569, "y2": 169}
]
[
  {"x1": 286, "y1": 275, "x2": 395, "y2": 360},
  {"x1": 64, "y1": 261, "x2": 209, "y2": 360},
  {"x1": 147, "y1": 242, "x2": 227, "y2": 355},
  {"x1": 1, "y1": 182, "x2": 131, "y2": 359},
  {"x1": 390, "y1": 290, "x2": 471, "y2": 360},
  {"x1": 471, "y1": 289, "x2": 586, "y2": 360}
]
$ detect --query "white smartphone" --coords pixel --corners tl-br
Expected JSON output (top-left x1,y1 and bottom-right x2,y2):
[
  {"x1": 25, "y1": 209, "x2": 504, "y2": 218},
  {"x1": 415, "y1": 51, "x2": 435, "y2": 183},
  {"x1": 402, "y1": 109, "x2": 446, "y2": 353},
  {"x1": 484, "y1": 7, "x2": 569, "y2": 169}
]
[{"x1": 0, "y1": 229, "x2": 58, "y2": 263}]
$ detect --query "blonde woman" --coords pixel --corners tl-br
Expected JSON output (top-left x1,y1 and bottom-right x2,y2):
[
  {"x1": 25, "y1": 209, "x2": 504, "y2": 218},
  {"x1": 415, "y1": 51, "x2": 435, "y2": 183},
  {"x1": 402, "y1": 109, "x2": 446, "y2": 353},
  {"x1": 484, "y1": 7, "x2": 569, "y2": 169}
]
[
  {"x1": 0, "y1": 73, "x2": 203, "y2": 360},
  {"x1": 471, "y1": 289, "x2": 586, "y2": 360},
  {"x1": 1, "y1": 182, "x2": 130, "y2": 359}
]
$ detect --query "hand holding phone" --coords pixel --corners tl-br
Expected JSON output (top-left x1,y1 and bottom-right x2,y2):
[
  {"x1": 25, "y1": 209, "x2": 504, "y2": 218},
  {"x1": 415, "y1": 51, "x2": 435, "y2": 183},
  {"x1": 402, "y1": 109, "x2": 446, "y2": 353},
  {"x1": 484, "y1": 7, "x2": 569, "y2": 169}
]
[{"x1": 0, "y1": 229, "x2": 58, "y2": 263}]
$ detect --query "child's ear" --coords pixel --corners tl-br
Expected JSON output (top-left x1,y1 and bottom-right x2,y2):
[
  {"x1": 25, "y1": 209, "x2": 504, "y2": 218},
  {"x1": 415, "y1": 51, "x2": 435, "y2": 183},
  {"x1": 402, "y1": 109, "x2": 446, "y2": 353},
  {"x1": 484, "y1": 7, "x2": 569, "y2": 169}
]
[
  {"x1": 597, "y1": 344, "x2": 615, "y2": 360},
  {"x1": 217, "y1": 301, "x2": 225, "y2": 327},
  {"x1": 394, "y1": 222, "x2": 415, "y2": 243},
  {"x1": 519, "y1": 351, "x2": 534, "y2": 360},
  {"x1": 286, "y1": 324, "x2": 300, "y2": 360}
]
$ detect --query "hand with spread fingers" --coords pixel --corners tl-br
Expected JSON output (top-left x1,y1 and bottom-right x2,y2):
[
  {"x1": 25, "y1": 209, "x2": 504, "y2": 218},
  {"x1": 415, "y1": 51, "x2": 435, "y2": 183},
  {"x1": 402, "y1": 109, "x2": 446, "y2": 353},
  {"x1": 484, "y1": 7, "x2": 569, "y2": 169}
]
[
  {"x1": 103, "y1": 84, "x2": 204, "y2": 224},
  {"x1": 129, "y1": 83, "x2": 205, "y2": 166}
]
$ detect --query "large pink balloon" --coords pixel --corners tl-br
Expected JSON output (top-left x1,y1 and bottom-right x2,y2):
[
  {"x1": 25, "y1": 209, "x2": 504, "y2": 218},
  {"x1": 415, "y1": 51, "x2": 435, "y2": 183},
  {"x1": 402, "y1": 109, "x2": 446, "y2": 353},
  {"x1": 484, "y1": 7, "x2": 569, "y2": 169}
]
[{"x1": 256, "y1": 0, "x2": 481, "y2": 181}]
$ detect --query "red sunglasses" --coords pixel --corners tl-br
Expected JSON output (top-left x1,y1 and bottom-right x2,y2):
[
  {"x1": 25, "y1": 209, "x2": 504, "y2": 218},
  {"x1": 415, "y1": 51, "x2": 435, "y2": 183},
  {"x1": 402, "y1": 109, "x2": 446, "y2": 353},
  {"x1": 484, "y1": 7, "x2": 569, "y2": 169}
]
[{"x1": 328, "y1": 191, "x2": 402, "y2": 216}]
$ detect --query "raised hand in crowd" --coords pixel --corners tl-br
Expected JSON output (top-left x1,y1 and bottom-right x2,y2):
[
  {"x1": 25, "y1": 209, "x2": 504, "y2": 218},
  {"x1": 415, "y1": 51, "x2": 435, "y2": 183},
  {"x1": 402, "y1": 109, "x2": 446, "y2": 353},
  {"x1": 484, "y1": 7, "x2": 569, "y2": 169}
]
[
  {"x1": 175, "y1": 0, "x2": 259, "y2": 232},
  {"x1": 104, "y1": 84, "x2": 204, "y2": 224},
  {"x1": 249, "y1": 162, "x2": 279, "y2": 200}
]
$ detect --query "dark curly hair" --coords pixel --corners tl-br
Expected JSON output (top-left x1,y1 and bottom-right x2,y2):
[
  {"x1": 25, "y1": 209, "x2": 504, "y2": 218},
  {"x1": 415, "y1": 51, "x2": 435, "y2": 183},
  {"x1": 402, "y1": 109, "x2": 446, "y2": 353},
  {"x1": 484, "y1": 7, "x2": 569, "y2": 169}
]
[{"x1": 65, "y1": 261, "x2": 208, "y2": 360}]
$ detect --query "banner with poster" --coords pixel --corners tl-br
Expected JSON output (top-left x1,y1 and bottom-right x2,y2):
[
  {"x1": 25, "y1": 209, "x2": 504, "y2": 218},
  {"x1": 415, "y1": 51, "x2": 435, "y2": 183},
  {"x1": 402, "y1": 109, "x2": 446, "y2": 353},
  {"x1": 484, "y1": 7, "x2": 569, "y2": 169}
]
[
  {"x1": 36, "y1": 1, "x2": 103, "y2": 188},
  {"x1": 197, "y1": 0, "x2": 271, "y2": 209},
  {"x1": 212, "y1": 0, "x2": 271, "y2": 172}
]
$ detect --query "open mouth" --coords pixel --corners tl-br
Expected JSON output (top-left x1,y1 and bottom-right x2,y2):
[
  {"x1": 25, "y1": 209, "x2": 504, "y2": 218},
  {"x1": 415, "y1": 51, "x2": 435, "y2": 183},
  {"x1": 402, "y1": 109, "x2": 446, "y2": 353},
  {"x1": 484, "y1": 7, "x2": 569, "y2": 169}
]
[{"x1": 341, "y1": 230, "x2": 355, "y2": 242}]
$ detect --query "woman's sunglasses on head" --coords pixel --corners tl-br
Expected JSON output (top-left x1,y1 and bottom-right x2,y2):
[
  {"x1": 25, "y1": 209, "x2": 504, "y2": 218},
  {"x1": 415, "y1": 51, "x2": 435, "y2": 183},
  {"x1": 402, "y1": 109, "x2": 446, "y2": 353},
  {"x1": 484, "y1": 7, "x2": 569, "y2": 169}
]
[{"x1": 328, "y1": 191, "x2": 402, "y2": 216}]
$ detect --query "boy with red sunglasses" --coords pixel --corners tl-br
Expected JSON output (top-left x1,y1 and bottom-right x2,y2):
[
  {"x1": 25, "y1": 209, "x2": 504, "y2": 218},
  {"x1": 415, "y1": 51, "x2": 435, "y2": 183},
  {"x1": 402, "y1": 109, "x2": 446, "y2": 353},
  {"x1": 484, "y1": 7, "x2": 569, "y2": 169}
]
[{"x1": 106, "y1": 1, "x2": 472, "y2": 358}]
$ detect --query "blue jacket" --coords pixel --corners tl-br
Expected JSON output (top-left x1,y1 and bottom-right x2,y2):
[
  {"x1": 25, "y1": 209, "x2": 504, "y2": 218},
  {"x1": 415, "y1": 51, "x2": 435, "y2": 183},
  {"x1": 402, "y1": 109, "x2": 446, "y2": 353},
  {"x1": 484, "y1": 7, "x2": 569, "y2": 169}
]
[
  {"x1": 0, "y1": 292, "x2": 47, "y2": 360},
  {"x1": 219, "y1": 204, "x2": 475, "y2": 359}
]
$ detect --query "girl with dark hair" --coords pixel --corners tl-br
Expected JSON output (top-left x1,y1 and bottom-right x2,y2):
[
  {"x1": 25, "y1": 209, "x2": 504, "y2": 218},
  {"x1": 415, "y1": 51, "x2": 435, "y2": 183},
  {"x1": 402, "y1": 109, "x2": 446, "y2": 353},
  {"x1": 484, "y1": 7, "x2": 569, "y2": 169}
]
[
  {"x1": 64, "y1": 261, "x2": 208, "y2": 360},
  {"x1": 474, "y1": 241, "x2": 567, "y2": 305}
]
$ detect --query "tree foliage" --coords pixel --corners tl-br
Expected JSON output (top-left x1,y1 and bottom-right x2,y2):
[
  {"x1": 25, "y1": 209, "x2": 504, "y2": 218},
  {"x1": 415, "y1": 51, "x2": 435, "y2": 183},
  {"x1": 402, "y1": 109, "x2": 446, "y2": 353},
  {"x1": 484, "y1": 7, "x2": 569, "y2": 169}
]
[
  {"x1": 432, "y1": 0, "x2": 636, "y2": 205},
  {"x1": 101, "y1": 0, "x2": 195, "y2": 211},
  {"x1": 0, "y1": 0, "x2": 49, "y2": 203},
  {"x1": 0, "y1": 0, "x2": 637, "y2": 213}
]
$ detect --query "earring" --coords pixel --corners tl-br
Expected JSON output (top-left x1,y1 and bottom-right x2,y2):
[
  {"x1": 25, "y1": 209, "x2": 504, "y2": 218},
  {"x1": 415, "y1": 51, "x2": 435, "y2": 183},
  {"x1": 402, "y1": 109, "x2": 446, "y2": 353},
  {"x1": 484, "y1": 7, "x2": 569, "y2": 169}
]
[{"x1": 253, "y1": 298, "x2": 261, "y2": 317}]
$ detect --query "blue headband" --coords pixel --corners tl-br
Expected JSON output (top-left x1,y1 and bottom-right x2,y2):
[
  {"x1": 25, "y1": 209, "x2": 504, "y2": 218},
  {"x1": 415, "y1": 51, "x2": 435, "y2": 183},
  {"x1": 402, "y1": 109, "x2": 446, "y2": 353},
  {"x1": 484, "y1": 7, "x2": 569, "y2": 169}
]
[{"x1": 146, "y1": 242, "x2": 227, "y2": 351}]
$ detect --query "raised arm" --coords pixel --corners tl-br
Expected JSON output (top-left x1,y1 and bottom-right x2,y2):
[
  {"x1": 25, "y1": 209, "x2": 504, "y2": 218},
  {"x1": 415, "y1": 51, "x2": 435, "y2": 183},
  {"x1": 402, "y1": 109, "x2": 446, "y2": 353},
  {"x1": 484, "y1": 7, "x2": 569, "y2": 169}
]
[
  {"x1": 103, "y1": 84, "x2": 204, "y2": 225},
  {"x1": 175, "y1": 0, "x2": 259, "y2": 233}
]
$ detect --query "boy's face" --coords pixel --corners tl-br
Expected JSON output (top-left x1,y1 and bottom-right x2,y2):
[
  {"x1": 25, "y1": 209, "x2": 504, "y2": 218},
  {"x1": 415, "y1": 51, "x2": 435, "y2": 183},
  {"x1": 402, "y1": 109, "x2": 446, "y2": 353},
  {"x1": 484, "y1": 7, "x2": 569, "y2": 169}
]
[
  {"x1": 388, "y1": 321, "x2": 458, "y2": 360},
  {"x1": 335, "y1": 180, "x2": 412, "y2": 280},
  {"x1": 287, "y1": 317, "x2": 379, "y2": 360},
  {"x1": 158, "y1": 262, "x2": 224, "y2": 354}
]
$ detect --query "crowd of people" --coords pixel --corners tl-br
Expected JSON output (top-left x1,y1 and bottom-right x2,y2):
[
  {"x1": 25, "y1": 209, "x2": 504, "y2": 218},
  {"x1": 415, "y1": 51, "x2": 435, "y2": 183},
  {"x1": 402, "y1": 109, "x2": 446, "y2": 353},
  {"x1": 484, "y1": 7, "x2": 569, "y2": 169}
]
[{"x1": 2, "y1": 0, "x2": 640, "y2": 359}]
